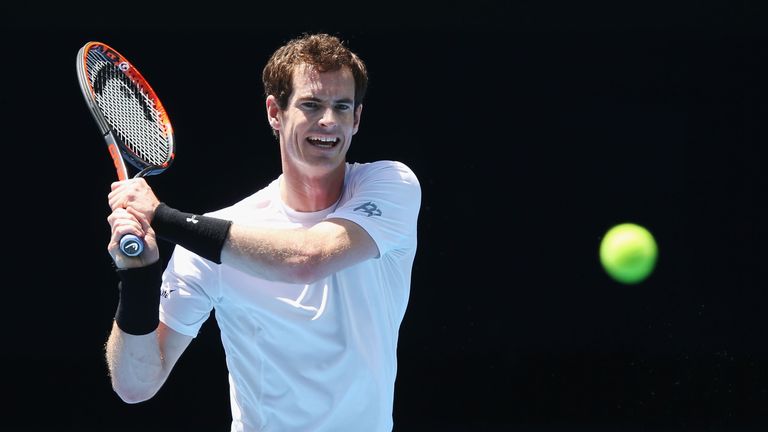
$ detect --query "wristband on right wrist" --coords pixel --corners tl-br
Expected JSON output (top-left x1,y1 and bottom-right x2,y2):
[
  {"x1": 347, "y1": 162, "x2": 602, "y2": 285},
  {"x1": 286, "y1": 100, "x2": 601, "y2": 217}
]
[{"x1": 114, "y1": 259, "x2": 163, "y2": 335}]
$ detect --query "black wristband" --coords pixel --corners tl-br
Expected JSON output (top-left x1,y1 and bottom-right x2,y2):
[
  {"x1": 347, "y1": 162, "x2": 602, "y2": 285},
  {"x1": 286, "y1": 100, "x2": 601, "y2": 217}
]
[
  {"x1": 151, "y1": 203, "x2": 233, "y2": 264},
  {"x1": 115, "y1": 260, "x2": 163, "y2": 335}
]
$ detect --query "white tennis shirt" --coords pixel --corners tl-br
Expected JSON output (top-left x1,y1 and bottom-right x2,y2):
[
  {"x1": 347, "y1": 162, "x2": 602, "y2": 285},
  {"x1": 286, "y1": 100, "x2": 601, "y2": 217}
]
[{"x1": 159, "y1": 160, "x2": 421, "y2": 432}]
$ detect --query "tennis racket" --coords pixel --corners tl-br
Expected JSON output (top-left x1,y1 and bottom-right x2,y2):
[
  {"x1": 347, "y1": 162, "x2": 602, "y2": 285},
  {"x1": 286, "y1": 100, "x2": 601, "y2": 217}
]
[{"x1": 76, "y1": 41, "x2": 175, "y2": 257}]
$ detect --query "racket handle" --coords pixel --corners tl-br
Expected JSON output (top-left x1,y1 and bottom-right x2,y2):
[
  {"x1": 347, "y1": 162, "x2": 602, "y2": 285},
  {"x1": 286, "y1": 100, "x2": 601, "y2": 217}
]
[{"x1": 120, "y1": 234, "x2": 144, "y2": 257}]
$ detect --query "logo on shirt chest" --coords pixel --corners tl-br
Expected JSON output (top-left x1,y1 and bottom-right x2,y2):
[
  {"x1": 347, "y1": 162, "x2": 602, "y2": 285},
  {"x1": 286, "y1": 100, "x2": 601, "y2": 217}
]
[{"x1": 354, "y1": 201, "x2": 382, "y2": 217}]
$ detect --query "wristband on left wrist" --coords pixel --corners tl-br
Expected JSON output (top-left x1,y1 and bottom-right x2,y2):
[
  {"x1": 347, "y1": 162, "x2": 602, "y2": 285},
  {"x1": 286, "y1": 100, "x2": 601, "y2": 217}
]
[{"x1": 151, "y1": 203, "x2": 233, "y2": 264}]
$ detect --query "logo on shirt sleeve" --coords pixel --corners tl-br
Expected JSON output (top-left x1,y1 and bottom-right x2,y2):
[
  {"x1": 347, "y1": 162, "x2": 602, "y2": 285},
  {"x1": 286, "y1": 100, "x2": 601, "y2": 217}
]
[{"x1": 353, "y1": 201, "x2": 382, "y2": 217}]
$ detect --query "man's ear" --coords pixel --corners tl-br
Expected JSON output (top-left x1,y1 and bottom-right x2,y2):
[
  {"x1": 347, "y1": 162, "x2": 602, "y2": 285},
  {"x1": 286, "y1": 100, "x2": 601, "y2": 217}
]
[
  {"x1": 266, "y1": 95, "x2": 281, "y2": 131},
  {"x1": 352, "y1": 104, "x2": 363, "y2": 135}
]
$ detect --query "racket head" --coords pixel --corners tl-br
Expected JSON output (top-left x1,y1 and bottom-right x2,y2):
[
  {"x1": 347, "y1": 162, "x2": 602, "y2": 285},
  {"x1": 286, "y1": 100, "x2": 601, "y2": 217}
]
[{"x1": 76, "y1": 41, "x2": 175, "y2": 177}]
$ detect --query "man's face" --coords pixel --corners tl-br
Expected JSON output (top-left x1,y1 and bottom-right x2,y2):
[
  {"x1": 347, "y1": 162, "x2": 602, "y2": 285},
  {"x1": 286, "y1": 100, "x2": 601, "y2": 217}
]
[{"x1": 270, "y1": 64, "x2": 362, "y2": 176}]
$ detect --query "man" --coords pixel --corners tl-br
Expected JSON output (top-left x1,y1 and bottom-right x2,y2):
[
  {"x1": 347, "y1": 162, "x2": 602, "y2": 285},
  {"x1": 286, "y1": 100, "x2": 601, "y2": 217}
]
[{"x1": 105, "y1": 33, "x2": 421, "y2": 431}]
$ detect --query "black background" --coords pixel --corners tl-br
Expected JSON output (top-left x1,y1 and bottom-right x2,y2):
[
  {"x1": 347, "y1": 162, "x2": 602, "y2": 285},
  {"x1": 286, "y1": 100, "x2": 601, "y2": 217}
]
[{"x1": 1, "y1": 1, "x2": 766, "y2": 430}]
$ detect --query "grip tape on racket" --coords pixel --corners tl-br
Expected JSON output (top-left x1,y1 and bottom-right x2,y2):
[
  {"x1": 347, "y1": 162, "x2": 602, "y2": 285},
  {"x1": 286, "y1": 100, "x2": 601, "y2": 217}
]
[{"x1": 120, "y1": 234, "x2": 144, "y2": 257}]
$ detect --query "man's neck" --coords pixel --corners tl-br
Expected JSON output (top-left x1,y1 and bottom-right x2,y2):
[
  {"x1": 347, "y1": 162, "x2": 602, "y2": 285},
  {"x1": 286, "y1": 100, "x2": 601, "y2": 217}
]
[{"x1": 279, "y1": 163, "x2": 346, "y2": 212}]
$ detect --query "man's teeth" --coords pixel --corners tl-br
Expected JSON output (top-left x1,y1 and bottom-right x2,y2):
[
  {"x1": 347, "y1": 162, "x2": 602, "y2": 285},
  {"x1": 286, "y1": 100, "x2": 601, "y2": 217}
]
[{"x1": 308, "y1": 137, "x2": 339, "y2": 147}]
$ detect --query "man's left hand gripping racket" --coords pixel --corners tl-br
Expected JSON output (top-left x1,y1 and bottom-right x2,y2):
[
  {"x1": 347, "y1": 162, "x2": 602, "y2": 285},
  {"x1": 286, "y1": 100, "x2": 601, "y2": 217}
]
[{"x1": 76, "y1": 41, "x2": 175, "y2": 257}]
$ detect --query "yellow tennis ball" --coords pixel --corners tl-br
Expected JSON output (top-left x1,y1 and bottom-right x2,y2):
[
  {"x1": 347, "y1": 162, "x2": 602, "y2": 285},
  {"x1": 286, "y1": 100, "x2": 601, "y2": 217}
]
[{"x1": 599, "y1": 223, "x2": 658, "y2": 284}]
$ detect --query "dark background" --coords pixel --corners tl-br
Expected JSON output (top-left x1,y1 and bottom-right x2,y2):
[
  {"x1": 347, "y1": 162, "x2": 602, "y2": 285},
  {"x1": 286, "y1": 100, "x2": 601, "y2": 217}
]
[{"x1": 1, "y1": 1, "x2": 765, "y2": 430}]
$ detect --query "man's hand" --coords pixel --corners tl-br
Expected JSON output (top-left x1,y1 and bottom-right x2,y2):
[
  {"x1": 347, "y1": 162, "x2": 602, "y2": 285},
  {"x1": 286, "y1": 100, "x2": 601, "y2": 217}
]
[
  {"x1": 107, "y1": 207, "x2": 160, "y2": 269},
  {"x1": 108, "y1": 178, "x2": 161, "y2": 223}
]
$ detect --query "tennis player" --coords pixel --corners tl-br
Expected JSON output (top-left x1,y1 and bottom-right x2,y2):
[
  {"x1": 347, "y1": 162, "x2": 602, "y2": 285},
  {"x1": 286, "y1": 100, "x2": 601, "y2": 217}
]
[{"x1": 104, "y1": 33, "x2": 421, "y2": 432}]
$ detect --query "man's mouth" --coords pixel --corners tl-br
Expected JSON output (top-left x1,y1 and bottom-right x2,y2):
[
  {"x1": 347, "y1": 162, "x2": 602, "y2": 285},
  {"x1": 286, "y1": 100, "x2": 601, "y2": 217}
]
[{"x1": 307, "y1": 136, "x2": 340, "y2": 149}]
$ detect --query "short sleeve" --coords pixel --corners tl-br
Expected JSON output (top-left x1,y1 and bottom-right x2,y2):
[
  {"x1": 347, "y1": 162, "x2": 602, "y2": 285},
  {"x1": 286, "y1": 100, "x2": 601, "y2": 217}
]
[
  {"x1": 329, "y1": 161, "x2": 421, "y2": 257},
  {"x1": 159, "y1": 246, "x2": 220, "y2": 337}
]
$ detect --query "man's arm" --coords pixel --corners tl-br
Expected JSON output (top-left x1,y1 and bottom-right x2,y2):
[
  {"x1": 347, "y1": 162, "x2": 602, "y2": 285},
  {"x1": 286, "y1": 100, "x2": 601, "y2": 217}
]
[
  {"x1": 105, "y1": 205, "x2": 193, "y2": 403},
  {"x1": 221, "y1": 218, "x2": 379, "y2": 284},
  {"x1": 105, "y1": 322, "x2": 193, "y2": 403},
  {"x1": 109, "y1": 178, "x2": 380, "y2": 284}
]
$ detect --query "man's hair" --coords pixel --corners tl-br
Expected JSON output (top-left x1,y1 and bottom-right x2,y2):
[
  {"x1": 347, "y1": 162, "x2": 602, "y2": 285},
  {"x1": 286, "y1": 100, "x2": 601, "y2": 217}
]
[{"x1": 262, "y1": 33, "x2": 368, "y2": 110}]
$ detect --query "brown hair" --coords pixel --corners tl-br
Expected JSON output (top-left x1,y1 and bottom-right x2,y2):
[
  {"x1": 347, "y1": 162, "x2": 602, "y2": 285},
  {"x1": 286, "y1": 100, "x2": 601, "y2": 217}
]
[{"x1": 262, "y1": 33, "x2": 368, "y2": 110}]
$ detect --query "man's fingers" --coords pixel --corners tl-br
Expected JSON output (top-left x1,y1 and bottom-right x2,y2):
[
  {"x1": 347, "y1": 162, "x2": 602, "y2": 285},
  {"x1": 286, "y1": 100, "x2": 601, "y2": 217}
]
[{"x1": 108, "y1": 208, "x2": 144, "y2": 237}]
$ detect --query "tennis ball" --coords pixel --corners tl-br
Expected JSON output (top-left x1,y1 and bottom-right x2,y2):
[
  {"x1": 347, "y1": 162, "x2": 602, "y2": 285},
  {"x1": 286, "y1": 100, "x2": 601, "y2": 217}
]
[{"x1": 599, "y1": 223, "x2": 658, "y2": 284}]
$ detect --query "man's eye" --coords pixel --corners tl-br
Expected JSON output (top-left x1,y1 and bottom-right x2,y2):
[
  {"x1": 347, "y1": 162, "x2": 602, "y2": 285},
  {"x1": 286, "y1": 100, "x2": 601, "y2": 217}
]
[
  {"x1": 301, "y1": 102, "x2": 319, "y2": 109},
  {"x1": 336, "y1": 104, "x2": 352, "y2": 111}
]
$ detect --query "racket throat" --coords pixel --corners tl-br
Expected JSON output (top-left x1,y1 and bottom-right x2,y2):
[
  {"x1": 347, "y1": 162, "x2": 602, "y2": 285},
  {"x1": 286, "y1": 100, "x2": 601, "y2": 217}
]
[{"x1": 105, "y1": 131, "x2": 130, "y2": 180}]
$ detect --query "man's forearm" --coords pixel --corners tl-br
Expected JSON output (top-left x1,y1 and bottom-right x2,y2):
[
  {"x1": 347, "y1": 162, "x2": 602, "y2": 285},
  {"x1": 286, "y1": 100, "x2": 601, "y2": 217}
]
[
  {"x1": 221, "y1": 219, "x2": 378, "y2": 284},
  {"x1": 105, "y1": 323, "x2": 166, "y2": 404}
]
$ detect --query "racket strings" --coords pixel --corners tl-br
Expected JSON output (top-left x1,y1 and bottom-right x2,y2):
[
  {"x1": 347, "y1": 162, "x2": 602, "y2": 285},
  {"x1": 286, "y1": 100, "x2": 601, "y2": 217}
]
[{"x1": 86, "y1": 51, "x2": 171, "y2": 167}]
